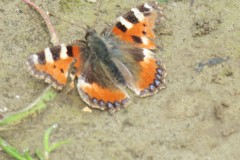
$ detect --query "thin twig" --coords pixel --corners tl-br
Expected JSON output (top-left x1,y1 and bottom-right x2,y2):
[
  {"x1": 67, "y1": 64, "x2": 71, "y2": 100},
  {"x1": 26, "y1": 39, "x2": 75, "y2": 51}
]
[{"x1": 22, "y1": 0, "x2": 59, "y2": 45}]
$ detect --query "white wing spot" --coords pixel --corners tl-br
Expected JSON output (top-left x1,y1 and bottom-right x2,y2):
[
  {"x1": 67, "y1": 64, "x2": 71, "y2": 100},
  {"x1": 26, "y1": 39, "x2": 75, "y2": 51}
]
[
  {"x1": 143, "y1": 48, "x2": 154, "y2": 59},
  {"x1": 60, "y1": 44, "x2": 68, "y2": 59},
  {"x1": 141, "y1": 37, "x2": 149, "y2": 45},
  {"x1": 44, "y1": 48, "x2": 54, "y2": 63},
  {"x1": 118, "y1": 16, "x2": 133, "y2": 29},
  {"x1": 144, "y1": 3, "x2": 153, "y2": 10},
  {"x1": 31, "y1": 54, "x2": 39, "y2": 64},
  {"x1": 64, "y1": 72, "x2": 68, "y2": 78},
  {"x1": 77, "y1": 78, "x2": 91, "y2": 88},
  {"x1": 131, "y1": 8, "x2": 144, "y2": 22}
]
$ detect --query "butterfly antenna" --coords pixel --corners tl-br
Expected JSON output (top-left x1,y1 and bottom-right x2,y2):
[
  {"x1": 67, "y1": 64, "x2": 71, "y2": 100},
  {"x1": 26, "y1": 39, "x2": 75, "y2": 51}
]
[
  {"x1": 48, "y1": 13, "x2": 87, "y2": 31},
  {"x1": 92, "y1": 0, "x2": 103, "y2": 28}
]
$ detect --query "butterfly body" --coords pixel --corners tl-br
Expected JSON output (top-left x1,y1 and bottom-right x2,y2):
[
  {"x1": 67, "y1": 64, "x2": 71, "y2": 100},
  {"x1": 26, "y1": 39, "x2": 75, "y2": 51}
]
[
  {"x1": 27, "y1": 3, "x2": 166, "y2": 112},
  {"x1": 84, "y1": 28, "x2": 126, "y2": 85}
]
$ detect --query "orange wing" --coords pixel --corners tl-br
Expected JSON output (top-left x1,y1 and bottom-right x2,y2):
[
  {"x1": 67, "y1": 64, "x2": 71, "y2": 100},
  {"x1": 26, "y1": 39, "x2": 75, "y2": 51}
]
[
  {"x1": 112, "y1": 47, "x2": 166, "y2": 97},
  {"x1": 112, "y1": 3, "x2": 159, "y2": 49},
  {"x1": 27, "y1": 44, "x2": 82, "y2": 90},
  {"x1": 76, "y1": 59, "x2": 130, "y2": 111},
  {"x1": 110, "y1": 3, "x2": 166, "y2": 97}
]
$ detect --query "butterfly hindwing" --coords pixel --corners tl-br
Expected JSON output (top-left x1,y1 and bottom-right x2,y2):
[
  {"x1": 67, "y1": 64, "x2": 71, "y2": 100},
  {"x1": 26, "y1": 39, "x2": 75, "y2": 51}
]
[
  {"x1": 27, "y1": 44, "x2": 82, "y2": 90},
  {"x1": 76, "y1": 54, "x2": 130, "y2": 111},
  {"x1": 111, "y1": 45, "x2": 166, "y2": 97}
]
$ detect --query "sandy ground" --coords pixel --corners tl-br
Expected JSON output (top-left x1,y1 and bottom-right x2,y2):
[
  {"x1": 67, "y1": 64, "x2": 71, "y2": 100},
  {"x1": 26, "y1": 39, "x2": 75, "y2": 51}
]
[{"x1": 0, "y1": 0, "x2": 240, "y2": 159}]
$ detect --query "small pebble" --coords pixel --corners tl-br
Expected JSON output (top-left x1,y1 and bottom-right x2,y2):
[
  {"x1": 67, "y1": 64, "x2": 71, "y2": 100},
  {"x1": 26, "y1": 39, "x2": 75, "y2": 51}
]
[
  {"x1": 0, "y1": 107, "x2": 8, "y2": 112},
  {"x1": 82, "y1": 107, "x2": 92, "y2": 113},
  {"x1": 86, "y1": 0, "x2": 96, "y2": 3}
]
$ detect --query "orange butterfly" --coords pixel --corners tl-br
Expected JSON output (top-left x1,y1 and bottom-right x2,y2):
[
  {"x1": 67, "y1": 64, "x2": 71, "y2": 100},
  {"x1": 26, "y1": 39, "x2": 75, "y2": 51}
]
[{"x1": 27, "y1": 2, "x2": 166, "y2": 112}]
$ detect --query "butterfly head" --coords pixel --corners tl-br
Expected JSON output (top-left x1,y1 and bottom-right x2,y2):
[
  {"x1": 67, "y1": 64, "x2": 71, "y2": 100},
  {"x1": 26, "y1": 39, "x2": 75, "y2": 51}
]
[{"x1": 85, "y1": 26, "x2": 97, "y2": 41}]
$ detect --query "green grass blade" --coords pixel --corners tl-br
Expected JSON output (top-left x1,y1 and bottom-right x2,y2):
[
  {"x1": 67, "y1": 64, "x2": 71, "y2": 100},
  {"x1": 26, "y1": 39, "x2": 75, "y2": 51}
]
[
  {"x1": 44, "y1": 124, "x2": 57, "y2": 152},
  {"x1": 48, "y1": 140, "x2": 70, "y2": 153},
  {"x1": 23, "y1": 149, "x2": 34, "y2": 160},
  {"x1": 157, "y1": 0, "x2": 168, "y2": 2},
  {"x1": 43, "y1": 124, "x2": 70, "y2": 159},
  {"x1": 0, "y1": 137, "x2": 26, "y2": 160},
  {"x1": 35, "y1": 149, "x2": 44, "y2": 160},
  {"x1": 0, "y1": 86, "x2": 56, "y2": 126}
]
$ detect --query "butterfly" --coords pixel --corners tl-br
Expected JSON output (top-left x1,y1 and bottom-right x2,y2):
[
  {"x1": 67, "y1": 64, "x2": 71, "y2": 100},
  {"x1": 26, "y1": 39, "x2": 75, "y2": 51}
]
[{"x1": 27, "y1": 2, "x2": 166, "y2": 112}]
